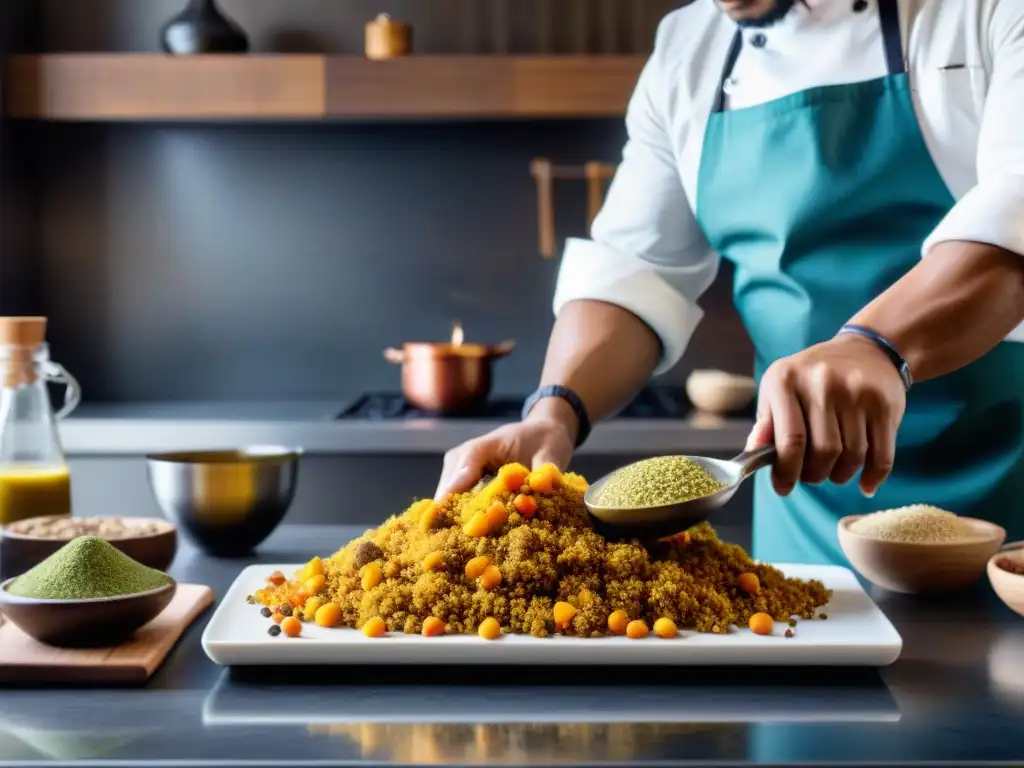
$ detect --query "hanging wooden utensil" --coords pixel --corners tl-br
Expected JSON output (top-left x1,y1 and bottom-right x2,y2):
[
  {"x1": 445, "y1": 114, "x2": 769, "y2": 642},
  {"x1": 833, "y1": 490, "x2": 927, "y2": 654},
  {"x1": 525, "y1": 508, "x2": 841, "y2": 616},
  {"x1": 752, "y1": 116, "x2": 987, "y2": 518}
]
[
  {"x1": 585, "y1": 161, "x2": 607, "y2": 228},
  {"x1": 530, "y1": 158, "x2": 556, "y2": 259}
]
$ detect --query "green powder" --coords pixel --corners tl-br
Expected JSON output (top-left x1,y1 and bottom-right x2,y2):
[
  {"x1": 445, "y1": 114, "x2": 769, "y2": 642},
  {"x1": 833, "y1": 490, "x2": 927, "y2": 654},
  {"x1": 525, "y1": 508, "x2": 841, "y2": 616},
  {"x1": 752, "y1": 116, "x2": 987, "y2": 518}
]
[
  {"x1": 596, "y1": 456, "x2": 727, "y2": 509},
  {"x1": 8, "y1": 536, "x2": 172, "y2": 599}
]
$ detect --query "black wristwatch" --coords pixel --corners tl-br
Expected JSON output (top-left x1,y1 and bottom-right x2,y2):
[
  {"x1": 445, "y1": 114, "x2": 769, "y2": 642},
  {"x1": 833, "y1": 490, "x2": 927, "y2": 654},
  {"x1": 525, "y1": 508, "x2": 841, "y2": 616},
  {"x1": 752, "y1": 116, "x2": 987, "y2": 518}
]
[
  {"x1": 521, "y1": 385, "x2": 592, "y2": 448},
  {"x1": 837, "y1": 324, "x2": 913, "y2": 391}
]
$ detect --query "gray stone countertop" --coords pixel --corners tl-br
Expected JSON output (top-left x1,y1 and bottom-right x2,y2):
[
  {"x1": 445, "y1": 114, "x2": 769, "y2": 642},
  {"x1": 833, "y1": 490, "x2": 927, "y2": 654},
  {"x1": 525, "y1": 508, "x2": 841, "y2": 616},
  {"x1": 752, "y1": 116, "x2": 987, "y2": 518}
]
[{"x1": 2, "y1": 524, "x2": 1024, "y2": 767}]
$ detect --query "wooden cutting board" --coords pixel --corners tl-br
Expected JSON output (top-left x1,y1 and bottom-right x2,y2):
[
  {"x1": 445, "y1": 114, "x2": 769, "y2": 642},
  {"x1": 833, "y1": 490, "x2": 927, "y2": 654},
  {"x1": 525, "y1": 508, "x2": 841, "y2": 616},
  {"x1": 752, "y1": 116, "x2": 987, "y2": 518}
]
[{"x1": 0, "y1": 583, "x2": 214, "y2": 684}]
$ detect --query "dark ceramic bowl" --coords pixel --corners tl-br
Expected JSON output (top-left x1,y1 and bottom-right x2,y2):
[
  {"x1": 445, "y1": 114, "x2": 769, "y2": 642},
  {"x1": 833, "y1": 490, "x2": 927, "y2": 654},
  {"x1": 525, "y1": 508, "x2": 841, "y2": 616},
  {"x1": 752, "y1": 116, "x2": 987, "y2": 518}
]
[
  {"x1": 0, "y1": 578, "x2": 177, "y2": 648},
  {"x1": 145, "y1": 447, "x2": 301, "y2": 557},
  {"x1": 0, "y1": 516, "x2": 178, "y2": 582}
]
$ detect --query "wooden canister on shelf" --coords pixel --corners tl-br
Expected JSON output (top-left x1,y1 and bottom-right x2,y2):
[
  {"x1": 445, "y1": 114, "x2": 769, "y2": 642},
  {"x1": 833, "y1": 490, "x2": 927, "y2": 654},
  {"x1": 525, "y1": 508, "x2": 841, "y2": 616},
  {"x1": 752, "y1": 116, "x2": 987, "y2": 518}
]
[{"x1": 365, "y1": 13, "x2": 412, "y2": 60}]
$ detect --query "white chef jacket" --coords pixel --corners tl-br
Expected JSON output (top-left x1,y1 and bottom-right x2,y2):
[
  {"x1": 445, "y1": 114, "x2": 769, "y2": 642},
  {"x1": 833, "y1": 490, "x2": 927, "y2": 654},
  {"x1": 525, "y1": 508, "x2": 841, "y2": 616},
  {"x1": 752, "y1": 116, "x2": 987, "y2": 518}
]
[{"x1": 553, "y1": 0, "x2": 1024, "y2": 374}]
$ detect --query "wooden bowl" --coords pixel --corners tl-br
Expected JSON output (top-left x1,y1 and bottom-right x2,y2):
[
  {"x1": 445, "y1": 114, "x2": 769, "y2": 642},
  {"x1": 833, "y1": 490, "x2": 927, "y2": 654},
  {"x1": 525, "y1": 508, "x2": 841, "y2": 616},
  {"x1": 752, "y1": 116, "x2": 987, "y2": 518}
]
[
  {"x1": 685, "y1": 370, "x2": 756, "y2": 414},
  {"x1": 0, "y1": 517, "x2": 177, "y2": 581},
  {"x1": 838, "y1": 515, "x2": 1006, "y2": 594},
  {"x1": 988, "y1": 544, "x2": 1024, "y2": 618},
  {"x1": 0, "y1": 577, "x2": 176, "y2": 648}
]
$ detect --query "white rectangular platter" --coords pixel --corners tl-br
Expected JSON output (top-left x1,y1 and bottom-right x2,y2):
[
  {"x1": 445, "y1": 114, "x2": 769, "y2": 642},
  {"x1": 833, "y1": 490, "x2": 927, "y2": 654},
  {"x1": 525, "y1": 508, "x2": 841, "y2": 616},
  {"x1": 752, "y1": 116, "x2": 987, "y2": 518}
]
[{"x1": 202, "y1": 563, "x2": 902, "y2": 667}]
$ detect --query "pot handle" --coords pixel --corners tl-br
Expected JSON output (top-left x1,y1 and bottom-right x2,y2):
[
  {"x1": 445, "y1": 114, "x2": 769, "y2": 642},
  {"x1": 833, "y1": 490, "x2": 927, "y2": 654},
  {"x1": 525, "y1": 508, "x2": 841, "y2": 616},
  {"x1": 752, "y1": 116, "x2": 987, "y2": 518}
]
[
  {"x1": 489, "y1": 340, "x2": 516, "y2": 359},
  {"x1": 383, "y1": 348, "x2": 406, "y2": 364}
]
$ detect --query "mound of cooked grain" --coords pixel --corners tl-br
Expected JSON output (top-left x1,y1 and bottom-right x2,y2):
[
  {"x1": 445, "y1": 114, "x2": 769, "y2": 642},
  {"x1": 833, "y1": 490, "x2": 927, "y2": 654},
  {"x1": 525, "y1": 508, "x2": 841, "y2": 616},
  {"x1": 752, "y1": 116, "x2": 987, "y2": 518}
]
[{"x1": 251, "y1": 463, "x2": 831, "y2": 636}]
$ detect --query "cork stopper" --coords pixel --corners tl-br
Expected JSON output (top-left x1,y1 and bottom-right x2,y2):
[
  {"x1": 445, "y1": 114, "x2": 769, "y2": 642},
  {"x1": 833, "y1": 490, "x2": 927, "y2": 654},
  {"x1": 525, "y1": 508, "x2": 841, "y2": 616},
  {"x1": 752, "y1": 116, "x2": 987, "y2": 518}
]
[{"x1": 0, "y1": 316, "x2": 47, "y2": 386}]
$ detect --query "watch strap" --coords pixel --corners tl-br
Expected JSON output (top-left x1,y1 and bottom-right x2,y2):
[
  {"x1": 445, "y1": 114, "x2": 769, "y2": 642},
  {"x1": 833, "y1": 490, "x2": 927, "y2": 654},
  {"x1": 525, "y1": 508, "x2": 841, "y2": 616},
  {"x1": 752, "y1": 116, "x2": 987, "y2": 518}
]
[
  {"x1": 837, "y1": 324, "x2": 913, "y2": 391},
  {"x1": 521, "y1": 385, "x2": 592, "y2": 448}
]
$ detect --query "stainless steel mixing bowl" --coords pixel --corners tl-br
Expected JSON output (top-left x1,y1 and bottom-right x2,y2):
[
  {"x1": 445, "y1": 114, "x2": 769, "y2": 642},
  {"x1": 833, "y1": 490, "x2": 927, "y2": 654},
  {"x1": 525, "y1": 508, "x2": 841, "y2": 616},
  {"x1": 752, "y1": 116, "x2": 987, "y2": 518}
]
[{"x1": 145, "y1": 446, "x2": 301, "y2": 557}]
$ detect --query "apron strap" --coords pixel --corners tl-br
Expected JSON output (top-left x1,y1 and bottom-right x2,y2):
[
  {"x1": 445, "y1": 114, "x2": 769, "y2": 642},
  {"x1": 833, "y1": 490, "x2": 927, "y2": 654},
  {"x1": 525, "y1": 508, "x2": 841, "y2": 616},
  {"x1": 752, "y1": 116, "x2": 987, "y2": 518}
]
[
  {"x1": 711, "y1": 30, "x2": 743, "y2": 114},
  {"x1": 712, "y1": 0, "x2": 906, "y2": 114},
  {"x1": 878, "y1": 0, "x2": 906, "y2": 75}
]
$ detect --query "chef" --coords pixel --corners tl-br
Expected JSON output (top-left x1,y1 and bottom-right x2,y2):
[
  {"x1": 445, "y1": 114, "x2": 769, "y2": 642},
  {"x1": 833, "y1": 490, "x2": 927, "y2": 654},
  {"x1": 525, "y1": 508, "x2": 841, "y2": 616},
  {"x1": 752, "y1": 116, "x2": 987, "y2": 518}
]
[{"x1": 435, "y1": 0, "x2": 1024, "y2": 565}]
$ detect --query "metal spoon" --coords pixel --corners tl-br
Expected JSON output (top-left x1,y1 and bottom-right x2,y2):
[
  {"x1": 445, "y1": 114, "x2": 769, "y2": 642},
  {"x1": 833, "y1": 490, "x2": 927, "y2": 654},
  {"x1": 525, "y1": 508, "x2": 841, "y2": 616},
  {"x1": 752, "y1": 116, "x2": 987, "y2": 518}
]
[{"x1": 583, "y1": 446, "x2": 778, "y2": 540}]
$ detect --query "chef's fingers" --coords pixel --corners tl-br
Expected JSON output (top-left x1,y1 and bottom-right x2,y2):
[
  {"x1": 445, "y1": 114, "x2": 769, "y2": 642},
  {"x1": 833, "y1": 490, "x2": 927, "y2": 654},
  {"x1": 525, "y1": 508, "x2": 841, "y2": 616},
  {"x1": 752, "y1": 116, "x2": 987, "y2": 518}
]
[
  {"x1": 762, "y1": 372, "x2": 807, "y2": 496},
  {"x1": 830, "y1": 405, "x2": 867, "y2": 485},
  {"x1": 860, "y1": 411, "x2": 896, "y2": 498},
  {"x1": 434, "y1": 441, "x2": 492, "y2": 501},
  {"x1": 799, "y1": 373, "x2": 842, "y2": 485},
  {"x1": 744, "y1": 379, "x2": 775, "y2": 452},
  {"x1": 744, "y1": 415, "x2": 774, "y2": 452}
]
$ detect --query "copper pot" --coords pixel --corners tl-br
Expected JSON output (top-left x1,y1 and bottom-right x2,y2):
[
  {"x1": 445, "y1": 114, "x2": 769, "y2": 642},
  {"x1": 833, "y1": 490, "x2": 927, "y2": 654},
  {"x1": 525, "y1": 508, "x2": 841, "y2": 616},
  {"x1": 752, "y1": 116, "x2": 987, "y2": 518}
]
[{"x1": 383, "y1": 340, "x2": 515, "y2": 414}]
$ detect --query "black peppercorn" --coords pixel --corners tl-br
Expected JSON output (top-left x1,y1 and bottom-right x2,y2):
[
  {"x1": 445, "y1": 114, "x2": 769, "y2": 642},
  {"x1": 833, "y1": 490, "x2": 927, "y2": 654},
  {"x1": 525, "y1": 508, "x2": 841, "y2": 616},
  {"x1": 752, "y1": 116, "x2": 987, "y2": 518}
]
[
  {"x1": 246, "y1": 595, "x2": 254, "y2": 604},
  {"x1": 279, "y1": 603, "x2": 292, "y2": 617},
  {"x1": 267, "y1": 624, "x2": 282, "y2": 637},
  {"x1": 785, "y1": 629, "x2": 794, "y2": 638},
  {"x1": 788, "y1": 618, "x2": 798, "y2": 627},
  {"x1": 354, "y1": 540, "x2": 385, "y2": 569},
  {"x1": 819, "y1": 613, "x2": 828, "y2": 620},
  {"x1": 260, "y1": 607, "x2": 272, "y2": 618}
]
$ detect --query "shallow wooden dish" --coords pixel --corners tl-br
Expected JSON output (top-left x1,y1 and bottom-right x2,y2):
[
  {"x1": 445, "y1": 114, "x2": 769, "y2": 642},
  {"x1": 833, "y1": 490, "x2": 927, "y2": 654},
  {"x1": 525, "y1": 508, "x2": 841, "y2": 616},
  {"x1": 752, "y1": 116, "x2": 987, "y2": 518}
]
[
  {"x1": 0, "y1": 578, "x2": 176, "y2": 648},
  {"x1": 0, "y1": 516, "x2": 177, "y2": 581},
  {"x1": 838, "y1": 514, "x2": 1005, "y2": 594},
  {"x1": 988, "y1": 543, "x2": 1024, "y2": 618}
]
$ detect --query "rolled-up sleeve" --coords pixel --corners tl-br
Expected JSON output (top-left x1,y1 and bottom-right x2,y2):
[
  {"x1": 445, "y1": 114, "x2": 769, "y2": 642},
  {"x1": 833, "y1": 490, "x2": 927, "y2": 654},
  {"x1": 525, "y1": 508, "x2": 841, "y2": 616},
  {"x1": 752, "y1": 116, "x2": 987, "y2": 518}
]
[
  {"x1": 552, "y1": 27, "x2": 719, "y2": 375},
  {"x1": 922, "y1": 0, "x2": 1024, "y2": 259}
]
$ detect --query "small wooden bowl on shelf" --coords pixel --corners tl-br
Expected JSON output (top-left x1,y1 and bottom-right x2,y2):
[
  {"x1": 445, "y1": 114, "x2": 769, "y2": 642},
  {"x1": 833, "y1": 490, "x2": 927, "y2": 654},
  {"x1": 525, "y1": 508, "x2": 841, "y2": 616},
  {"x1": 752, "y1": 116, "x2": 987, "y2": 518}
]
[
  {"x1": 685, "y1": 369, "x2": 756, "y2": 414},
  {"x1": 988, "y1": 544, "x2": 1024, "y2": 618},
  {"x1": 838, "y1": 514, "x2": 1005, "y2": 594},
  {"x1": 0, "y1": 516, "x2": 177, "y2": 581}
]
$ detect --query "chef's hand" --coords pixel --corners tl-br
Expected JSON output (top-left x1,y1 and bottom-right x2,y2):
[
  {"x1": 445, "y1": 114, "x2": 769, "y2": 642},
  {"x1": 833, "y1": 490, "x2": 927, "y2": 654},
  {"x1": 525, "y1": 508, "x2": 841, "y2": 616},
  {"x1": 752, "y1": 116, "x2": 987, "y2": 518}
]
[
  {"x1": 434, "y1": 416, "x2": 575, "y2": 501},
  {"x1": 745, "y1": 334, "x2": 907, "y2": 498}
]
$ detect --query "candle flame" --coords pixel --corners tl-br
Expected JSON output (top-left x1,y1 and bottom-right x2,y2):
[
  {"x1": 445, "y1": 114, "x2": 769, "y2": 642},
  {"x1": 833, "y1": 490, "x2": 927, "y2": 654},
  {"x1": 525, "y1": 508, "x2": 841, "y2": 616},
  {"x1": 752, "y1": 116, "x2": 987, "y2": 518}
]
[{"x1": 451, "y1": 320, "x2": 464, "y2": 348}]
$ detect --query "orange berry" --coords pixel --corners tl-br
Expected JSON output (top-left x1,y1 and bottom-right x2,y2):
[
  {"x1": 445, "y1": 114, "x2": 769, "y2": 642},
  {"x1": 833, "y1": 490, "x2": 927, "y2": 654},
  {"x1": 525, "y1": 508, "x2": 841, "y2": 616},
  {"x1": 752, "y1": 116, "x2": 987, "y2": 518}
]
[
  {"x1": 484, "y1": 502, "x2": 508, "y2": 533},
  {"x1": 513, "y1": 494, "x2": 538, "y2": 518},
  {"x1": 653, "y1": 617, "x2": 677, "y2": 638},
  {"x1": 607, "y1": 610, "x2": 629, "y2": 635},
  {"x1": 271, "y1": 612, "x2": 284, "y2": 624},
  {"x1": 281, "y1": 616, "x2": 302, "y2": 637},
  {"x1": 463, "y1": 511, "x2": 489, "y2": 537},
  {"x1": 553, "y1": 601, "x2": 578, "y2": 632},
  {"x1": 479, "y1": 564, "x2": 502, "y2": 590},
  {"x1": 362, "y1": 617, "x2": 386, "y2": 638},
  {"x1": 422, "y1": 617, "x2": 446, "y2": 637},
  {"x1": 419, "y1": 503, "x2": 441, "y2": 533},
  {"x1": 749, "y1": 613, "x2": 774, "y2": 636},
  {"x1": 499, "y1": 464, "x2": 530, "y2": 492},
  {"x1": 478, "y1": 617, "x2": 501, "y2": 640},
  {"x1": 288, "y1": 593, "x2": 304, "y2": 607},
  {"x1": 737, "y1": 573, "x2": 760, "y2": 595},
  {"x1": 626, "y1": 620, "x2": 649, "y2": 639},
  {"x1": 361, "y1": 564, "x2": 383, "y2": 591},
  {"x1": 314, "y1": 603, "x2": 342, "y2": 628},
  {"x1": 267, "y1": 571, "x2": 286, "y2": 586},
  {"x1": 423, "y1": 551, "x2": 444, "y2": 572},
  {"x1": 527, "y1": 471, "x2": 553, "y2": 495},
  {"x1": 465, "y1": 555, "x2": 493, "y2": 580}
]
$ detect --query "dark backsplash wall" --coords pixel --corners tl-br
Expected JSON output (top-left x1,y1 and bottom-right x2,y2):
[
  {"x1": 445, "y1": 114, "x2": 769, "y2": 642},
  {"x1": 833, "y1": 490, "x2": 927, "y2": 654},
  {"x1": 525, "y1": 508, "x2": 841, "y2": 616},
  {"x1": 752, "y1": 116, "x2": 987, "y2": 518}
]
[{"x1": 13, "y1": 0, "x2": 753, "y2": 402}]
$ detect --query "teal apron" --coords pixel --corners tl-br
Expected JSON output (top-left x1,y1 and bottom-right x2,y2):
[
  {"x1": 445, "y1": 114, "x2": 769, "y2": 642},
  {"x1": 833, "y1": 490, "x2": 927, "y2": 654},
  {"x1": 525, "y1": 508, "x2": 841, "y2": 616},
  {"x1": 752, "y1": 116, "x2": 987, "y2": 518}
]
[{"x1": 695, "y1": 0, "x2": 1024, "y2": 565}]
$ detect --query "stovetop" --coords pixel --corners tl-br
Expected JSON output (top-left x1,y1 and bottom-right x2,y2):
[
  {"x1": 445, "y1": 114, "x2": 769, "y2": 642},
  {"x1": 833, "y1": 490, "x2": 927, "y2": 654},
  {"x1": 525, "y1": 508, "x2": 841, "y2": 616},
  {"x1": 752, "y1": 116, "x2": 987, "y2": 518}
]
[{"x1": 335, "y1": 388, "x2": 754, "y2": 421}]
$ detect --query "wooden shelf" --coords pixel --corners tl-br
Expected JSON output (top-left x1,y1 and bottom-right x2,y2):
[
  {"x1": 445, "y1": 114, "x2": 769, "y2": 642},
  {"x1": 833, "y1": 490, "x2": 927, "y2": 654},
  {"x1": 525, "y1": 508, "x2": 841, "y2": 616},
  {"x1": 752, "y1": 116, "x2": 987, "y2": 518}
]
[{"x1": 4, "y1": 54, "x2": 645, "y2": 121}]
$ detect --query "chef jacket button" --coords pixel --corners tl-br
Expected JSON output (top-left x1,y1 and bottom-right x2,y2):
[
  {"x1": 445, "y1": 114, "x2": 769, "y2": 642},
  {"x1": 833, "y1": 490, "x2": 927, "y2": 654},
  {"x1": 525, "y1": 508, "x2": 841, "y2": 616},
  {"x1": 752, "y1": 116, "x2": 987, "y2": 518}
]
[
  {"x1": 853, "y1": 0, "x2": 868, "y2": 11},
  {"x1": 750, "y1": 33, "x2": 767, "y2": 48}
]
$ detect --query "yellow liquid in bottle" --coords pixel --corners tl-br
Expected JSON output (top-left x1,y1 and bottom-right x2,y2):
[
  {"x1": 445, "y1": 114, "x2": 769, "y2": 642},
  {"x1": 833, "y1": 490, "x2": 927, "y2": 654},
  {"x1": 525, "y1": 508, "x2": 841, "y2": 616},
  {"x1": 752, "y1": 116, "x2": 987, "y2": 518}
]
[{"x1": 0, "y1": 465, "x2": 72, "y2": 525}]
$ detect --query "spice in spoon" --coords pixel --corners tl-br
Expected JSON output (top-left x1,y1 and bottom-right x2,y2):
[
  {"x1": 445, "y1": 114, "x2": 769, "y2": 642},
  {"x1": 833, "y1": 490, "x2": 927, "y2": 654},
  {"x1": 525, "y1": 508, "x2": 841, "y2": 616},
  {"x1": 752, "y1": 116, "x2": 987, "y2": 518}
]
[
  {"x1": 7, "y1": 536, "x2": 172, "y2": 600},
  {"x1": 595, "y1": 456, "x2": 726, "y2": 509}
]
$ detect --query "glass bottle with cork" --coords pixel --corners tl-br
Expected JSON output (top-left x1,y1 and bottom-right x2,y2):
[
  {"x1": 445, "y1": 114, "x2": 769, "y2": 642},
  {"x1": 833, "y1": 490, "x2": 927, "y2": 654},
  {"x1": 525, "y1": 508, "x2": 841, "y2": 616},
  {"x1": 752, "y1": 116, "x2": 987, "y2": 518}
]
[{"x1": 0, "y1": 317, "x2": 81, "y2": 525}]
